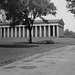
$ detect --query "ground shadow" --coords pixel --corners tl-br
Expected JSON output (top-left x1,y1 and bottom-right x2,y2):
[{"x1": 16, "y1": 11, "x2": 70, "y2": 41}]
[{"x1": 0, "y1": 42, "x2": 38, "y2": 48}]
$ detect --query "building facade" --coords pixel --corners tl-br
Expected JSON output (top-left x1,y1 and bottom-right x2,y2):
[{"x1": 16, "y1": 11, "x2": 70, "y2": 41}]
[{"x1": 0, "y1": 19, "x2": 64, "y2": 38}]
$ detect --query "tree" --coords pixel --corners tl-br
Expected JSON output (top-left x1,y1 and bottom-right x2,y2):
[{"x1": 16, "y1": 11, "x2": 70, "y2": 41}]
[
  {"x1": 64, "y1": 29, "x2": 75, "y2": 38},
  {"x1": 66, "y1": 0, "x2": 75, "y2": 16},
  {"x1": 74, "y1": 32, "x2": 75, "y2": 38},
  {"x1": 0, "y1": 0, "x2": 56, "y2": 43}
]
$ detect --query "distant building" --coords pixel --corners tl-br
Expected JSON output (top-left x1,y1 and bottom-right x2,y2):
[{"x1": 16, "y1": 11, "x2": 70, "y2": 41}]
[{"x1": 0, "y1": 19, "x2": 64, "y2": 38}]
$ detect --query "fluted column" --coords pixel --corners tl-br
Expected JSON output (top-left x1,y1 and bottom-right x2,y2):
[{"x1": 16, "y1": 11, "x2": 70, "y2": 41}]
[
  {"x1": 48, "y1": 26, "x2": 50, "y2": 37},
  {"x1": 57, "y1": 25, "x2": 59, "y2": 37},
  {"x1": 23, "y1": 26, "x2": 25, "y2": 37},
  {"x1": 4, "y1": 27, "x2": 6, "y2": 38},
  {"x1": 44, "y1": 26, "x2": 46, "y2": 37},
  {"x1": 53, "y1": 25, "x2": 55, "y2": 37},
  {"x1": 27, "y1": 29, "x2": 29, "y2": 37},
  {"x1": 15, "y1": 27, "x2": 17, "y2": 37},
  {"x1": 7, "y1": 27, "x2": 9, "y2": 38},
  {"x1": 40, "y1": 26, "x2": 42, "y2": 37},
  {"x1": 19, "y1": 27, "x2": 21, "y2": 37},
  {"x1": 35, "y1": 26, "x2": 37, "y2": 37}
]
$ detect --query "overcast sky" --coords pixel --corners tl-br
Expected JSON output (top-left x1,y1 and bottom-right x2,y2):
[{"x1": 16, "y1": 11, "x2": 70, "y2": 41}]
[
  {"x1": 36, "y1": 0, "x2": 75, "y2": 32},
  {"x1": 51, "y1": 0, "x2": 75, "y2": 32}
]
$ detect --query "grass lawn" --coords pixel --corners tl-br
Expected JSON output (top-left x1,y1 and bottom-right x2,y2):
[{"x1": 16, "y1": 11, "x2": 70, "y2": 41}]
[{"x1": 0, "y1": 37, "x2": 75, "y2": 66}]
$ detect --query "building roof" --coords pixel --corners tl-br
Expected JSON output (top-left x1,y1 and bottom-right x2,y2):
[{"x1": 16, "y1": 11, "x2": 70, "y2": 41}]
[
  {"x1": 0, "y1": 19, "x2": 65, "y2": 26},
  {"x1": 34, "y1": 19, "x2": 65, "y2": 25},
  {"x1": 0, "y1": 22, "x2": 9, "y2": 26}
]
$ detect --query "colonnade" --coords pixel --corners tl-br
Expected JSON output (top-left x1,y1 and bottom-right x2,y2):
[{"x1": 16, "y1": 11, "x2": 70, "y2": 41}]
[{"x1": 1, "y1": 25, "x2": 60, "y2": 38}]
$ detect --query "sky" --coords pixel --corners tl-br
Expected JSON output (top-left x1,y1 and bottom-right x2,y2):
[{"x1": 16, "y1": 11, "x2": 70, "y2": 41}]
[
  {"x1": 37, "y1": 0, "x2": 75, "y2": 32},
  {"x1": 51, "y1": 0, "x2": 75, "y2": 32},
  {"x1": 52, "y1": 0, "x2": 75, "y2": 32}
]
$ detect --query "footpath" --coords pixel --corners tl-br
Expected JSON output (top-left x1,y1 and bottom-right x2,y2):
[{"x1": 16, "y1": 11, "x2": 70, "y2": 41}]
[{"x1": 0, "y1": 45, "x2": 75, "y2": 75}]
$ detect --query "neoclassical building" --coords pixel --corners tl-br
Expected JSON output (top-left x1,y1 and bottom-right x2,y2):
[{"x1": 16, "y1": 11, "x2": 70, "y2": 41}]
[{"x1": 0, "y1": 19, "x2": 64, "y2": 38}]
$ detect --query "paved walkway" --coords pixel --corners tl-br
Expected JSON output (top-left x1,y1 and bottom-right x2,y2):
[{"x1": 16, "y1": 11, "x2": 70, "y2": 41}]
[{"x1": 0, "y1": 45, "x2": 75, "y2": 75}]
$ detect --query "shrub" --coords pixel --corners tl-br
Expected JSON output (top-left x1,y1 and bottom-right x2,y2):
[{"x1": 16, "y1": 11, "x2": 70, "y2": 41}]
[{"x1": 37, "y1": 40, "x2": 55, "y2": 44}]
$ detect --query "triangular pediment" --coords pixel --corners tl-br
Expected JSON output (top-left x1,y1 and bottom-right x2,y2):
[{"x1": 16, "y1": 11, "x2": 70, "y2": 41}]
[{"x1": 34, "y1": 19, "x2": 65, "y2": 26}]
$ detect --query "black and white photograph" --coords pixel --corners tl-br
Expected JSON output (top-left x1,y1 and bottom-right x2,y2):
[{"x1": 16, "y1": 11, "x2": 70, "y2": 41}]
[{"x1": 0, "y1": 0, "x2": 75, "y2": 75}]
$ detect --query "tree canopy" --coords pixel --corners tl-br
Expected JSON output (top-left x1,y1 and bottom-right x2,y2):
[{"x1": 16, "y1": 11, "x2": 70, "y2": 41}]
[
  {"x1": 64, "y1": 29, "x2": 75, "y2": 38},
  {"x1": 66, "y1": 0, "x2": 75, "y2": 15},
  {"x1": 0, "y1": 0, "x2": 56, "y2": 26}
]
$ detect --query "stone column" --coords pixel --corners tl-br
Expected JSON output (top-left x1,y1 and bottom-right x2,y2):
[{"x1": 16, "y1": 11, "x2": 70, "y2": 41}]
[
  {"x1": 44, "y1": 26, "x2": 46, "y2": 37},
  {"x1": 35, "y1": 26, "x2": 37, "y2": 37},
  {"x1": 19, "y1": 27, "x2": 21, "y2": 37},
  {"x1": 32, "y1": 27, "x2": 33, "y2": 37},
  {"x1": 1, "y1": 28, "x2": 2, "y2": 38},
  {"x1": 15, "y1": 27, "x2": 17, "y2": 37},
  {"x1": 1, "y1": 28, "x2": 3, "y2": 38},
  {"x1": 61, "y1": 26, "x2": 64, "y2": 37},
  {"x1": 48, "y1": 26, "x2": 50, "y2": 37},
  {"x1": 11, "y1": 28, "x2": 13, "y2": 37},
  {"x1": 40, "y1": 26, "x2": 42, "y2": 37},
  {"x1": 57, "y1": 25, "x2": 59, "y2": 37},
  {"x1": 4, "y1": 27, "x2": 6, "y2": 38},
  {"x1": 7, "y1": 27, "x2": 9, "y2": 38},
  {"x1": 53, "y1": 25, "x2": 55, "y2": 37},
  {"x1": 23, "y1": 26, "x2": 25, "y2": 37},
  {"x1": 27, "y1": 29, "x2": 29, "y2": 37}
]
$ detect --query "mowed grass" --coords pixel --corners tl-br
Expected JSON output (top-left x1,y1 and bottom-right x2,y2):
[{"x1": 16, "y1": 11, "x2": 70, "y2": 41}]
[{"x1": 0, "y1": 37, "x2": 75, "y2": 66}]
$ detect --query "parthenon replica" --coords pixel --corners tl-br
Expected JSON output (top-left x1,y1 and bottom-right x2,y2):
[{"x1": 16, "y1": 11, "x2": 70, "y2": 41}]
[{"x1": 0, "y1": 19, "x2": 64, "y2": 38}]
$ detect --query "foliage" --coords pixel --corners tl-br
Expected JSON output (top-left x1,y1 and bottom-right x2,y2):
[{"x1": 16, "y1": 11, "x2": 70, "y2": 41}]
[
  {"x1": 66, "y1": 0, "x2": 75, "y2": 15},
  {"x1": 64, "y1": 29, "x2": 75, "y2": 38},
  {"x1": 37, "y1": 40, "x2": 55, "y2": 44},
  {"x1": 65, "y1": 1, "x2": 75, "y2": 38},
  {"x1": 0, "y1": 0, "x2": 56, "y2": 26}
]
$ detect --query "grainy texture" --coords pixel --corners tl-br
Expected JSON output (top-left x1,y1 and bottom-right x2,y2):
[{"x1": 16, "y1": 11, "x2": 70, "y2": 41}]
[{"x1": 0, "y1": 37, "x2": 75, "y2": 66}]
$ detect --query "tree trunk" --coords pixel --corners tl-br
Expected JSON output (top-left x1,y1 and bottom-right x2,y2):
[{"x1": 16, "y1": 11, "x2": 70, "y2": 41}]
[{"x1": 29, "y1": 28, "x2": 32, "y2": 43}]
